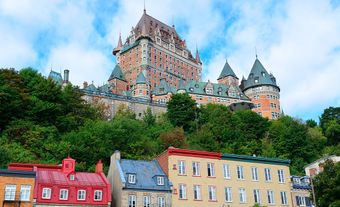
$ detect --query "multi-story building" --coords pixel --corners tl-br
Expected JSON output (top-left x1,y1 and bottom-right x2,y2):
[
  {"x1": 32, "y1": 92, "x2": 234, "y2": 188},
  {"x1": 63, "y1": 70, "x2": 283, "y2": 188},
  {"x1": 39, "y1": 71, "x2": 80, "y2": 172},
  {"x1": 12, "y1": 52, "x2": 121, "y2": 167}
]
[
  {"x1": 304, "y1": 155, "x2": 340, "y2": 177},
  {"x1": 107, "y1": 151, "x2": 172, "y2": 207},
  {"x1": 290, "y1": 176, "x2": 313, "y2": 207},
  {"x1": 9, "y1": 157, "x2": 111, "y2": 207},
  {"x1": 156, "y1": 147, "x2": 292, "y2": 207},
  {"x1": 0, "y1": 169, "x2": 36, "y2": 207}
]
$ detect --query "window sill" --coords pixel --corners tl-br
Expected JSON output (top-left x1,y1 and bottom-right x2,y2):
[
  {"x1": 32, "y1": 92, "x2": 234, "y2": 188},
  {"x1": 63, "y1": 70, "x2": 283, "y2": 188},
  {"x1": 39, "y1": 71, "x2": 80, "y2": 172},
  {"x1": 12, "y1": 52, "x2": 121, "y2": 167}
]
[{"x1": 209, "y1": 200, "x2": 218, "y2": 202}]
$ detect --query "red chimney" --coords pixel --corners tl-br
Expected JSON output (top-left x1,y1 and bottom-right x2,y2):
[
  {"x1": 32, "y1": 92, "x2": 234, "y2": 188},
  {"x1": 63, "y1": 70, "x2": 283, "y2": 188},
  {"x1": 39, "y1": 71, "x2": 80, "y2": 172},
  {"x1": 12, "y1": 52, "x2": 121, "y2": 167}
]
[
  {"x1": 96, "y1": 160, "x2": 103, "y2": 173},
  {"x1": 62, "y1": 157, "x2": 75, "y2": 174}
]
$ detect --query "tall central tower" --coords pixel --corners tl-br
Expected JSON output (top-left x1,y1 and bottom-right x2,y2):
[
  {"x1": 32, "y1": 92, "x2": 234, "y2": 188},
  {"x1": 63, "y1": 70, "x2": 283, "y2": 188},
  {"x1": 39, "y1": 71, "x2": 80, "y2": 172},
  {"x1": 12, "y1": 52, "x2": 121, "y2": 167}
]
[{"x1": 112, "y1": 9, "x2": 202, "y2": 91}]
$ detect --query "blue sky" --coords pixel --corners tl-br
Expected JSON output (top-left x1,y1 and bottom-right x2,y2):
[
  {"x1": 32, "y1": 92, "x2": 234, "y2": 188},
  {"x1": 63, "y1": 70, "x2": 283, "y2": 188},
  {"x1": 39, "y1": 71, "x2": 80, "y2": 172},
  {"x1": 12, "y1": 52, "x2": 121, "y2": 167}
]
[{"x1": 0, "y1": 0, "x2": 339, "y2": 121}]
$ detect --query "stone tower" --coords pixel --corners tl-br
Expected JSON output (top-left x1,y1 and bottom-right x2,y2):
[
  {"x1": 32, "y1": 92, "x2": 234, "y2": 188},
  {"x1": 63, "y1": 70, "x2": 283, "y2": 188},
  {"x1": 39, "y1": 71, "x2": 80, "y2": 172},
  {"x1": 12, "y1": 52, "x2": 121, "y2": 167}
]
[
  {"x1": 108, "y1": 65, "x2": 128, "y2": 95},
  {"x1": 240, "y1": 57, "x2": 281, "y2": 119},
  {"x1": 133, "y1": 72, "x2": 150, "y2": 99}
]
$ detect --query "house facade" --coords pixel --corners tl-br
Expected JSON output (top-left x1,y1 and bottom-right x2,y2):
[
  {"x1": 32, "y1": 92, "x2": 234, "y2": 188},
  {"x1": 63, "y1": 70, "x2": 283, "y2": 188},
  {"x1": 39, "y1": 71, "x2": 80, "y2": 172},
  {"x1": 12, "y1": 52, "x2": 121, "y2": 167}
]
[
  {"x1": 9, "y1": 157, "x2": 111, "y2": 207},
  {"x1": 304, "y1": 155, "x2": 340, "y2": 177},
  {"x1": 0, "y1": 169, "x2": 36, "y2": 207},
  {"x1": 290, "y1": 176, "x2": 313, "y2": 207},
  {"x1": 156, "y1": 147, "x2": 292, "y2": 207},
  {"x1": 107, "y1": 151, "x2": 172, "y2": 207}
]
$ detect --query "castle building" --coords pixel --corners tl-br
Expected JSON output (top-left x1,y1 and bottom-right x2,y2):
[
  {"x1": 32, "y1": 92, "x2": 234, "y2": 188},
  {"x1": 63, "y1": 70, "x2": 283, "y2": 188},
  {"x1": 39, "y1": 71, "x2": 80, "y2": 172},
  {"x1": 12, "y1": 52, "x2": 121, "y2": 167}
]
[
  {"x1": 156, "y1": 147, "x2": 292, "y2": 207},
  {"x1": 82, "y1": 9, "x2": 281, "y2": 120}
]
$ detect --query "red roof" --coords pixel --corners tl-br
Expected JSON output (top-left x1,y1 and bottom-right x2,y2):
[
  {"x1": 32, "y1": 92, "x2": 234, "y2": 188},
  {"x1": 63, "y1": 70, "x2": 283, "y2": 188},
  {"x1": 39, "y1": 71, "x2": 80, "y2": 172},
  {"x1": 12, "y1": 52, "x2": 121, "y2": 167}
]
[{"x1": 168, "y1": 147, "x2": 222, "y2": 159}]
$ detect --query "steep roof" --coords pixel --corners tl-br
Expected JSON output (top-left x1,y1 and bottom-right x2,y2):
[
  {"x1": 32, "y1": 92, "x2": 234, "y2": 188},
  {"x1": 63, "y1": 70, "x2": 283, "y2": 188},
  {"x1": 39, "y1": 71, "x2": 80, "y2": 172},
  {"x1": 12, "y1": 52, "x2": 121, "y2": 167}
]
[
  {"x1": 136, "y1": 72, "x2": 146, "y2": 84},
  {"x1": 218, "y1": 60, "x2": 238, "y2": 80},
  {"x1": 108, "y1": 65, "x2": 125, "y2": 81},
  {"x1": 119, "y1": 159, "x2": 171, "y2": 191},
  {"x1": 85, "y1": 83, "x2": 97, "y2": 92},
  {"x1": 241, "y1": 58, "x2": 279, "y2": 91},
  {"x1": 48, "y1": 70, "x2": 63, "y2": 85},
  {"x1": 153, "y1": 79, "x2": 177, "y2": 95}
]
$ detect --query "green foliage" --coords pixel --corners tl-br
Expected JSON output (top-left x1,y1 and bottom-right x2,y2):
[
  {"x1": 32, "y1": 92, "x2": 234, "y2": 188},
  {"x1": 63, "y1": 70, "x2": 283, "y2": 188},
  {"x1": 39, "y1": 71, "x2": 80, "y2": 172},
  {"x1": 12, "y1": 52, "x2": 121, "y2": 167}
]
[
  {"x1": 306, "y1": 119, "x2": 317, "y2": 128},
  {"x1": 143, "y1": 107, "x2": 156, "y2": 126},
  {"x1": 313, "y1": 160, "x2": 340, "y2": 207},
  {"x1": 159, "y1": 127, "x2": 186, "y2": 148}
]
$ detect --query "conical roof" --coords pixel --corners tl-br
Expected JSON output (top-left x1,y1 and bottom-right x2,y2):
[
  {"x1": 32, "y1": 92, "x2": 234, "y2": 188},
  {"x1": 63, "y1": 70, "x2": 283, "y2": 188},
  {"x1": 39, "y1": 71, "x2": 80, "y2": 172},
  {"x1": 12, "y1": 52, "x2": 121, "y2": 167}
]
[
  {"x1": 113, "y1": 34, "x2": 123, "y2": 55},
  {"x1": 48, "y1": 70, "x2": 63, "y2": 85},
  {"x1": 241, "y1": 58, "x2": 279, "y2": 91},
  {"x1": 195, "y1": 48, "x2": 201, "y2": 64},
  {"x1": 218, "y1": 60, "x2": 238, "y2": 80},
  {"x1": 108, "y1": 65, "x2": 125, "y2": 81},
  {"x1": 136, "y1": 72, "x2": 146, "y2": 84}
]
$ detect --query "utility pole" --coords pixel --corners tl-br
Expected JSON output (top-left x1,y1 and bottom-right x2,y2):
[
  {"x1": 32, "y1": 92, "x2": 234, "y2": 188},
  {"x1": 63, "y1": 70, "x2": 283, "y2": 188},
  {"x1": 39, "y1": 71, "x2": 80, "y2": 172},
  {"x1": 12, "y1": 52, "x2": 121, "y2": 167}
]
[{"x1": 310, "y1": 176, "x2": 317, "y2": 207}]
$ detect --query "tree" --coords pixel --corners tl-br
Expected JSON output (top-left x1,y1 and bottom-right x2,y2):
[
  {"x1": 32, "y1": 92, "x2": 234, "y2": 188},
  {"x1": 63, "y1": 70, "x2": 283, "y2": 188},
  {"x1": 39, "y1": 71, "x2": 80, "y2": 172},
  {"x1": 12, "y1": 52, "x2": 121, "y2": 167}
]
[
  {"x1": 313, "y1": 160, "x2": 340, "y2": 207},
  {"x1": 167, "y1": 93, "x2": 197, "y2": 131},
  {"x1": 159, "y1": 127, "x2": 186, "y2": 148},
  {"x1": 143, "y1": 107, "x2": 156, "y2": 126},
  {"x1": 320, "y1": 107, "x2": 340, "y2": 132},
  {"x1": 306, "y1": 119, "x2": 317, "y2": 128}
]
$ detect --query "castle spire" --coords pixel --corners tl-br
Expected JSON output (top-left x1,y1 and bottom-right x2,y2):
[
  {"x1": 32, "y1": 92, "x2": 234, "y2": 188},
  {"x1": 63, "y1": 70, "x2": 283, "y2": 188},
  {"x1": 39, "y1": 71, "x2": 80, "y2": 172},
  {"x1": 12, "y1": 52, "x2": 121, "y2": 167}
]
[
  {"x1": 195, "y1": 45, "x2": 201, "y2": 64},
  {"x1": 143, "y1": 0, "x2": 146, "y2": 14},
  {"x1": 117, "y1": 33, "x2": 122, "y2": 48}
]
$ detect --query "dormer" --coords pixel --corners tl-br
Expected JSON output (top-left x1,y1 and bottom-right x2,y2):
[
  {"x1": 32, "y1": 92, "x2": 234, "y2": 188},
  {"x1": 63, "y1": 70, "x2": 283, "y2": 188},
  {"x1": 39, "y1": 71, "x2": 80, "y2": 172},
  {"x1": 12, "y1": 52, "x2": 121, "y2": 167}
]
[
  {"x1": 62, "y1": 157, "x2": 75, "y2": 174},
  {"x1": 156, "y1": 176, "x2": 165, "y2": 186},
  {"x1": 127, "y1": 173, "x2": 136, "y2": 184},
  {"x1": 205, "y1": 80, "x2": 213, "y2": 95}
]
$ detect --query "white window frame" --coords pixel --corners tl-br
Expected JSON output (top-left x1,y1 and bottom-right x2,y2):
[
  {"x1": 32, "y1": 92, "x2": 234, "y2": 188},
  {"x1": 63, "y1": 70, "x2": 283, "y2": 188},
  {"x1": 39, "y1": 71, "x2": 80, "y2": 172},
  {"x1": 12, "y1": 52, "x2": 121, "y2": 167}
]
[
  {"x1": 128, "y1": 194, "x2": 136, "y2": 207},
  {"x1": 251, "y1": 167, "x2": 259, "y2": 181},
  {"x1": 278, "y1": 169, "x2": 285, "y2": 183},
  {"x1": 253, "y1": 189, "x2": 261, "y2": 204},
  {"x1": 207, "y1": 163, "x2": 215, "y2": 177},
  {"x1": 192, "y1": 162, "x2": 200, "y2": 176},
  {"x1": 143, "y1": 195, "x2": 151, "y2": 207},
  {"x1": 128, "y1": 174, "x2": 136, "y2": 184},
  {"x1": 178, "y1": 160, "x2": 186, "y2": 175},
  {"x1": 5, "y1": 185, "x2": 16, "y2": 201},
  {"x1": 237, "y1": 166, "x2": 244, "y2": 180},
  {"x1": 42, "y1": 188, "x2": 51, "y2": 199},
  {"x1": 59, "y1": 189, "x2": 69, "y2": 200},
  {"x1": 20, "y1": 185, "x2": 31, "y2": 201},
  {"x1": 94, "y1": 190, "x2": 102, "y2": 201},
  {"x1": 267, "y1": 190, "x2": 275, "y2": 204},
  {"x1": 225, "y1": 187, "x2": 232, "y2": 202},
  {"x1": 296, "y1": 196, "x2": 306, "y2": 206},
  {"x1": 265, "y1": 168, "x2": 272, "y2": 181},
  {"x1": 157, "y1": 196, "x2": 165, "y2": 207},
  {"x1": 179, "y1": 184, "x2": 187, "y2": 199},
  {"x1": 208, "y1": 186, "x2": 217, "y2": 201},
  {"x1": 193, "y1": 185, "x2": 201, "y2": 200},
  {"x1": 223, "y1": 164, "x2": 231, "y2": 179},
  {"x1": 280, "y1": 191, "x2": 288, "y2": 205},
  {"x1": 77, "y1": 190, "x2": 86, "y2": 201},
  {"x1": 157, "y1": 176, "x2": 164, "y2": 185},
  {"x1": 239, "y1": 188, "x2": 246, "y2": 203}
]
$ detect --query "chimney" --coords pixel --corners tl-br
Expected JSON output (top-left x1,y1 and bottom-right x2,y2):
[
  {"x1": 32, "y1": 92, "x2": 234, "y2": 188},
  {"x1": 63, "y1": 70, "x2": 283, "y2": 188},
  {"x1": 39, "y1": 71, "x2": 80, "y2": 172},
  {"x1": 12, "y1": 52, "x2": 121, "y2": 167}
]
[
  {"x1": 96, "y1": 160, "x2": 103, "y2": 173},
  {"x1": 62, "y1": 157, "x2": 75, "y2": 174},
  {"x1": 113, "y1": 150, "x2": 121, "y2": 160},
  {"x1": 83, "y1": 81, "x2": 88, "y2": 89},
  {"x1": 64, "y1": 69, "x2": 69, "y2": 83}
]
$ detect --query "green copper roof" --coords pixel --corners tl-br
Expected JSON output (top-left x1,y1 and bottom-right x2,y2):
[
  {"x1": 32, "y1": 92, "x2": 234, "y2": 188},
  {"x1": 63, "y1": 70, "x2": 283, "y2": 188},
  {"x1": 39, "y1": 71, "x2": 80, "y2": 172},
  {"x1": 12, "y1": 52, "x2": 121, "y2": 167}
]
[
  {"x1": 85, "y1": 83, "x2": 97, "y2": 91},
  {"x1": 153, "y1": 79, "x2": 177, "y2": 95},
  {"x1": 108, "y1": 65, "x2": 125, "y2": 81},
  {"x1": 136, "y1": 72, "x2": 146, "y2": 84},
  {"x1": 48, "y1": 70, "x2": 63, "y2": 85},
  {"x1": 241, "y1": 58, "x2": 279, "y2": 91},
  {"x1": 218, "y1": 60, "x2": 238, "y2": 79},
  {"x1": 120, "y1": 40, "x2": 140, "y2": 54},
  {"x1": 222, "y1": 154, "x2": 290, "y2": 166}
]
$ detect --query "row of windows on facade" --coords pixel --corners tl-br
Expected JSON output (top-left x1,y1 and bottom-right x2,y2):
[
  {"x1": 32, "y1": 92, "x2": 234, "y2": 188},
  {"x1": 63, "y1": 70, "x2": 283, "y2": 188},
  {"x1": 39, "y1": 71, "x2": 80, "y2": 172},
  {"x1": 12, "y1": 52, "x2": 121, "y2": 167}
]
[
  {"x1": 4, "y1": 185, "x2": 31, "y2": 201},
  {"x1": 39, "y1": 188, "x2": 103, "y2": 201},
  {"x1": 296, "y1": 196, "x2": 312, "y2": 206},
  {"x1": 253, "y1": 94, "x2": 280, "y2": 100},
  {"x1": 127, "y1": 174, "x2": 165, "y2": 186},
  {"x1": 253, "y1": 102, "x2": 280, "y2": 110},
  {"x1": 177, "y1": 161, "x2": 286, "y2": 183},
  {"x1": 251, "y1": 86, "x2": 279, "y2": 92},
  {"x1": 178, "y1": 184, "x2": 289, "y2": 205},
  {"x1": 127, "y1": 194, "x2": 166, "y2": 207}
]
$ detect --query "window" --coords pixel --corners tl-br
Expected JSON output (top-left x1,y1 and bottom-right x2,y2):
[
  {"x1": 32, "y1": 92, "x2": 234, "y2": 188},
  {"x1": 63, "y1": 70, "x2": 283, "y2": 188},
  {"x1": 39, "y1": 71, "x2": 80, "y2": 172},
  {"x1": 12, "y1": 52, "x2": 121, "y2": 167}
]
[
  {"x1": 296, "y1": 196, "x2": 306, "y2": 206},
  {"x1": 223, "y1": 164, "x2": 231, "y2": 179},
  {"x1": 179, "y1": 184, "x2": 186, "y2": 199},
  {"x1": 208, "y1": 186, "x2": 216, "y2": 201},
  {"x1": 42, "y1": 188, "x2": 51, "y2": 199},
  {"x1": 237, "y1": 166, "x2": 244, "y2": 179},
  {"x1": 128, "y1": 174, "x2": 136, "y2": 184},
  {"x1": 225, "y1": 187, "x2": 232, "y2": 202},
  {"x1": 77, "y1": 190, "x2": 86, "y2": 200},
  {"x1": 20, "y1": 185, "x2": 31, "y2": 201},
  {"x1": 192, "y1": 162, "x2": 200, "y2": 176},
  {"x1": 5, "y1": 185, "x2": 16, "y2": 201},
  {"x1": 239, "y1": 188, "x2": 246, "y2": 203},
  {"x1": 278, "y1": 169, "x2": 285, "y2": 183},
  {"x1": 251, "y1": 167, "x2": 259, "y2": 181},
  {"x1": 280, "y1": 191, "x2": 288, "y2": 205},
  {"x1": 70, "y1": 174, "x2": 75, "y2": 181},
  {"x1": 267, "y1": 190, "x2": 275, "y2": 204},
  {"x1": 193, "y1": 185, "x2": 201, "y2": 200},
  {"x1": 253, "y1": 189, "x2": 261, "y2": 204},
  {"x1": 178, "y1": 161, "x2": 186, "y2": 175},
  {"x1": 59, "y1": 189, "x2": 68, "y2": 200},
  {"x1": 207, "y1": 163, "x2": 215, "y2": 177},
  {"x1": 265, "y1": 168, "x2": 272, "y2": 181},
  {"x1": 128, "y1": 195, "x2": 136, "y2": 207},
  {"x1": 157, "y1": 176, "x2": 164, "y2": 185},
  {"x1": 94, "y1": 190, "x2": 102, "y2": 201},
  {"x1": 143, "y1": 196, "x2": 151, "y2": 207},
  {"x1": 157, "y1": 196, "x2": 165, "y2": 207}
]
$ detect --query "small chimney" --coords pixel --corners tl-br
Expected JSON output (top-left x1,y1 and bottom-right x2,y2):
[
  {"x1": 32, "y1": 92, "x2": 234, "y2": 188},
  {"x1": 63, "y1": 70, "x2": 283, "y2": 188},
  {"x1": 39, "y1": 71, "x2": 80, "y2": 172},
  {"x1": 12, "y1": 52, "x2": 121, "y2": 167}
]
[
  {"x1": 64, "y1": 69, "x2": 69, "y2": 83},
  {"x1": 62, "y1": 157, "x2": 75, "y2": 174},
  {"x1": 113, "y1": 150, "x2": 121, "y2": 160},
  {"x1": 96, "y1": 160, "x2": 103, "y2": 173},
  {"x1": 83, "y1": 81, "x2": 88, "y2": 89}
]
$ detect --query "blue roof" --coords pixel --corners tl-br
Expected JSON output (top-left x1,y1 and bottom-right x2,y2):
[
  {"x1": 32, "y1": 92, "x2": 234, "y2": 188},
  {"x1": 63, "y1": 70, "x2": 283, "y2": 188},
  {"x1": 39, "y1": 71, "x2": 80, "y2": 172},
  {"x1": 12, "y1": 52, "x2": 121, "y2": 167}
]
[
  {"x1": 119, "y1": 159, "x2": 171, "y2": 191},
  {"x1": 48, "y1": 70, "x2": 63, "y2": 85},
  {"x1": 136, "y1": 72, "x2": 146, "y2": 84},
  {"x1": 108, "y1": 65, "x2": 126, "y2": 81},
  {"x1": 218, "y1": 60, "x2": 238, "y2": 79}
]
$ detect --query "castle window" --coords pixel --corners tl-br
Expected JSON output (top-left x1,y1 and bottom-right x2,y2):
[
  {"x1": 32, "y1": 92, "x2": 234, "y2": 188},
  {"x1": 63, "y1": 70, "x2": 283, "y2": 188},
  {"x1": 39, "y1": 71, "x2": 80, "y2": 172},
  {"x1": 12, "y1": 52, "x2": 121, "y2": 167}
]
[
  {"x1": 189, "y1": 87, "x2": 194, "y2": 92},
  {"x1": 255, "y1": 78, "x2": 259, "y2": 83},
  {"x1": 262, "y1": 72, "x2": 266, "y2": 77}
]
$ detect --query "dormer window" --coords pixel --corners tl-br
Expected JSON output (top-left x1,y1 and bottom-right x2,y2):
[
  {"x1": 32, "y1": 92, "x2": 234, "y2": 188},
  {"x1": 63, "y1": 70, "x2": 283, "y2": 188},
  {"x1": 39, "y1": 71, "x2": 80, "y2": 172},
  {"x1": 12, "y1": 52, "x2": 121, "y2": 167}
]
[
  {"x1": 70, "y1": 174, "x2": 75, "y2": 181},
  {"x1": 261, "y1": 71, "x2": 266, "y2": 77},
  {"x1": 254, "y1": 77, "x2": 259, "y2": 83},
  {"x1": 128, "y1": 174, "x2": 136, "y2": 184},
  {"x1": 157, "y1": 176, "x2": 165, "y2": 185}
]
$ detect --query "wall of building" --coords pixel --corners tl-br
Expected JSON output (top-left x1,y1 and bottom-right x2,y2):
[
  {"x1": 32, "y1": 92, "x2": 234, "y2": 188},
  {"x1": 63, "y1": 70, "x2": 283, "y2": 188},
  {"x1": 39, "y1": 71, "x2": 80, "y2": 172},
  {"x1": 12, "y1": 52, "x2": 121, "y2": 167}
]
[{"x1": 120, "y1": 190, "x2": 171, "y2": 207}]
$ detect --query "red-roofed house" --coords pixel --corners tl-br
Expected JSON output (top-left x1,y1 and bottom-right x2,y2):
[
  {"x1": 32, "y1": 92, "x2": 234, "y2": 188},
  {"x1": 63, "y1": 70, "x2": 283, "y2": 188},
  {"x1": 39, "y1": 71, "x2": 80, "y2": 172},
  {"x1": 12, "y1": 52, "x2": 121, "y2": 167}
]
[{"x1": 9, "y1": 157, "x2": 111, "y2": 207}]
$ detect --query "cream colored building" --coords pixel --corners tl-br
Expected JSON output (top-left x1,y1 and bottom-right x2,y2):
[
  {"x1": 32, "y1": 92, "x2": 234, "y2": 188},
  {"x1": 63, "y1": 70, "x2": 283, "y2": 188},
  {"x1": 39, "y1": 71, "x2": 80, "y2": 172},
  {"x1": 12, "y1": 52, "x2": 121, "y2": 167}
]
[
  {"x1": 156, "y1": 147, "x2": 292, "y2": 207},
  {"x1": 304, "y1": 155, "x2": 340, "y2": 177}
]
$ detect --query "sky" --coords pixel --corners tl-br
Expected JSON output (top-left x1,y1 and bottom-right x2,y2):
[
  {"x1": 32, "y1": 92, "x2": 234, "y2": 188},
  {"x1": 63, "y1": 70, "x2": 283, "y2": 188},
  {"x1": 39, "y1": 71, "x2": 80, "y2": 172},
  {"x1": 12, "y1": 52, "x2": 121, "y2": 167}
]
[{"x1": 0, "y1": 0, "x2": 339, "y2": 121}]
